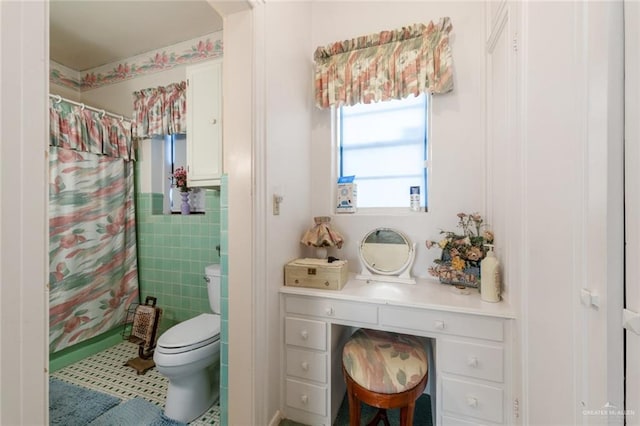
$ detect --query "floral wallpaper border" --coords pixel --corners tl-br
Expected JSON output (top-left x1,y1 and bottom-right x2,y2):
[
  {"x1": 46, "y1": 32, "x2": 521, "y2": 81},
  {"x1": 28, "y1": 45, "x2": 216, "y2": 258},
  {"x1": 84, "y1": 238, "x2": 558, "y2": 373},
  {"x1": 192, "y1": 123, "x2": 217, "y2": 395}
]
[
  {"x1": 50, "y1": 61, "x2": 82, "y2": 91},
  {"x1": 50, "y1": 31, "x2": 223, "y2": 92}
]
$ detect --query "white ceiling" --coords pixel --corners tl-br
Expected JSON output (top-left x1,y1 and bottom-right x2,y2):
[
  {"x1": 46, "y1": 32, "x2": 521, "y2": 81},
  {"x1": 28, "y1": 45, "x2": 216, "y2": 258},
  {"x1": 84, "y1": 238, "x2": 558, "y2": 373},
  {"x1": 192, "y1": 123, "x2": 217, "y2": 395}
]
[{"x1": 50, "y1": 1, "x2": 224, "y2": 71}]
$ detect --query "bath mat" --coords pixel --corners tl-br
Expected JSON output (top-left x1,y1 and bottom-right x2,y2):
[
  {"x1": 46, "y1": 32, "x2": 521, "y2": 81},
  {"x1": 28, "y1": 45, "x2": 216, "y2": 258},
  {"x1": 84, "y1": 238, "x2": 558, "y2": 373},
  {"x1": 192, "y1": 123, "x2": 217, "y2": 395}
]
[
  {"x1": 49, "y1": 377, "x2": 121, "y2": 426},
  {"x1": 332, "y1": 393, "x2": 432, "y2": 426},
  {"x1": 88, "y1": 397, "x2": 187, "y2": 426}
]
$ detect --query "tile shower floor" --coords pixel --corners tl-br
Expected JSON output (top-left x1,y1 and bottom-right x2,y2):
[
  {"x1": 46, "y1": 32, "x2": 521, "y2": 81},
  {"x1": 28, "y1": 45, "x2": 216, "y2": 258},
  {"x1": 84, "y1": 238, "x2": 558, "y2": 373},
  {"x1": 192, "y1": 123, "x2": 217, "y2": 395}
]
[{"x1": 51, "y1": 341, "x2": 220, "y2": 425}]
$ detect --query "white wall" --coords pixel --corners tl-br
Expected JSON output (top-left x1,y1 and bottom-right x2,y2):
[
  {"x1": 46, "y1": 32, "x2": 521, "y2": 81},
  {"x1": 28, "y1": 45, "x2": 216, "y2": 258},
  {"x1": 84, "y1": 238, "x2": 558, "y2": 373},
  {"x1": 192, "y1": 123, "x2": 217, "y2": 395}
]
[
  {"x1": 519, "y1": 1, "x2": 624, "y2": 424},
  {"x1": 263, "y1": 2, "x2": 314, "y2": 422},
  {"x1": 50, "y1": 82, "x2": 82, "y2": 102},
  {"x1": 309, "y1": 1, "x2": 487, "y2": 284},
  {"x1": 581, "y1": 2, "x2": 624, "y2": 421},
  {"x1": 625, "y1": 0, "x2": 640, "y2": 419},
  {"x1": 0, "y1": 1, "x2": 48, "y2": 424},
  {"x1": 222, "y1": 8, "x2": 257, "y2": 426}
]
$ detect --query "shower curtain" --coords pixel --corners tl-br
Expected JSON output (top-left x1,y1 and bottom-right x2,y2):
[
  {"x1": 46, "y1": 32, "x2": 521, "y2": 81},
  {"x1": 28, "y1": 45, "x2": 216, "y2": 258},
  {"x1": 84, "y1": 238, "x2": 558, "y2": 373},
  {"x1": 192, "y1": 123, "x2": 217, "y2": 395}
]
[{"x1": 48, "y1": 99, "x2": 139, "y2": 353}]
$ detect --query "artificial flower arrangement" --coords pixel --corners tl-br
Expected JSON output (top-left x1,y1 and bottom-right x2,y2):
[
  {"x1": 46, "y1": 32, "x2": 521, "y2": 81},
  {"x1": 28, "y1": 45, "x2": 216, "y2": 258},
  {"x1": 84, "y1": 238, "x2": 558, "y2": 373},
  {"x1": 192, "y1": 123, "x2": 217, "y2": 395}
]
[
  {"x1": 172, "y1": 166, "x2": 190, "y2": 192},
  {"x1": 425, "y1": 212, "x2": 494, "y2": 287}
]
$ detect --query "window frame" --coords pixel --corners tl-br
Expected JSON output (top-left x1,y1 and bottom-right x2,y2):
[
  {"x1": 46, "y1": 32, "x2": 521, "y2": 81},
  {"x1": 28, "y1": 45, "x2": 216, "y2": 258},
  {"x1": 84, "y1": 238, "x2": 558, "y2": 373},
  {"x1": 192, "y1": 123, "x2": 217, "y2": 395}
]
[{"x1": 333, "y1": 93, "x2": 433, "y2": 215}]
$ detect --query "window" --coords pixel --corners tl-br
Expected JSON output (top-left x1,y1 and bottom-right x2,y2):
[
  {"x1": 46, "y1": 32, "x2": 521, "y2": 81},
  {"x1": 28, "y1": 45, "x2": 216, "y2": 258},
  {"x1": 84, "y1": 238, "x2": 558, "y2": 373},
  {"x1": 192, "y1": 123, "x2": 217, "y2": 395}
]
[
  {"x1": 148, "y1": 134, "x2": 205, "y2": 214},
  {"x1": 338, "y1": 93, "x2": 429, "y2": 210},
  {"x1": 165, "y1": 134, "x2": 187, "y2": 213}
]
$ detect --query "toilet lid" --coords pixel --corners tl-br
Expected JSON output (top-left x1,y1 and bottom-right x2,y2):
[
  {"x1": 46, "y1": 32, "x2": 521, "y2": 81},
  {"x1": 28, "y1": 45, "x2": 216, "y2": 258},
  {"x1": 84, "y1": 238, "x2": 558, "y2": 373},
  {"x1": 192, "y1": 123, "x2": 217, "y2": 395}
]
[{"x1": 157, "y1": 313, "x2": 220, "y2": 351}]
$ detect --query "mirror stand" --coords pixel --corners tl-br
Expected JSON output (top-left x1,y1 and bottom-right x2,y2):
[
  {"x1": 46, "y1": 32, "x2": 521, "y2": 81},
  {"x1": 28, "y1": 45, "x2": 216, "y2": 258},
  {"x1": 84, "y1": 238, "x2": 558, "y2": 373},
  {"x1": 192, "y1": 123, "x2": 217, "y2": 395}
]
[{"x1": 356, "y1": 242, "x2": 417, "y2": 285}]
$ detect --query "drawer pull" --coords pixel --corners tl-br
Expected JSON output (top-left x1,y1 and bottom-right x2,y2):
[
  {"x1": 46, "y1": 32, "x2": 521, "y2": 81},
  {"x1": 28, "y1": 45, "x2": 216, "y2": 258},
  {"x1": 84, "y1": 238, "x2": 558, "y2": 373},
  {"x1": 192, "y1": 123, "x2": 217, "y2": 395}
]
[
  {"x1": 434, "y1": 320, "x2": 446, "y2": 330},
  {"x1": 301, "y1": 394, "x2": 309, "y2": 405},
  {"x1": 300, "y1": 330, "x2": 309, "y2": 340},
  {"x1": 466, "y1": 396, "x2": 478, "y2": 408},
  {"x1": 467, "y1": 356, "x2": 479, "y2": 368},
  {"x1": 301, "y1": 361, "x2": 309, "y2": 371},
  {"x1": 325, "y1": 307, "x2": 334, "y2": 316}
]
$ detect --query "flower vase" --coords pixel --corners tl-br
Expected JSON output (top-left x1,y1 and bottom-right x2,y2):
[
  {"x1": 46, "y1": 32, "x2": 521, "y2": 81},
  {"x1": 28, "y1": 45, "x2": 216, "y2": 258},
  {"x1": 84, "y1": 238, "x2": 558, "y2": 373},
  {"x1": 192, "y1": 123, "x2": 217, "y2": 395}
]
[{"x1": 180, "y1": 191, "x2": 191, "y2": 215}]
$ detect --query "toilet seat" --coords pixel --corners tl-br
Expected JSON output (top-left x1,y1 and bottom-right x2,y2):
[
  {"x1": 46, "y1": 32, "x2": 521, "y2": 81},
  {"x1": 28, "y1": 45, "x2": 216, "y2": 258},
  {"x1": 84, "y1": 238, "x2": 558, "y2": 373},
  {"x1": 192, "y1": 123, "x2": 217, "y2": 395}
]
[{"x1": 157, "y1": 313, "x2": 221, "y2": 355}]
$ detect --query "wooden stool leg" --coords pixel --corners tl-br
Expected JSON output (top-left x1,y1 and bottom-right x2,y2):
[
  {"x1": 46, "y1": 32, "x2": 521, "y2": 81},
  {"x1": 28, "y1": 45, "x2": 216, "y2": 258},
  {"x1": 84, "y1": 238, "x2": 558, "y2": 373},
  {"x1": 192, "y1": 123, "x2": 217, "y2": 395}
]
[
  {"x1": 399, "y1": 399, "x2": 417, "y2": 426},
  {"x1": 346, "y1": 377, "x2": 361, "y2": 426}
]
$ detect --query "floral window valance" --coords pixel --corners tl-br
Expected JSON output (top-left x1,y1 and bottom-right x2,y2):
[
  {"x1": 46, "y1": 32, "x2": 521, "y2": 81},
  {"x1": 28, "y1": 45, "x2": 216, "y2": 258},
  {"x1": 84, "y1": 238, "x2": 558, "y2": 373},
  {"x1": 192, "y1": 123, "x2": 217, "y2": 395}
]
[
  {"x1": 49, "y1": 99, "x2": 134, "y2": 161},
  {"x1": 313, "y1": 18, "x2": 454, "y2": 108},
  {"x1": 132, "y1": 81, "x2": 187, "y2": 139}
]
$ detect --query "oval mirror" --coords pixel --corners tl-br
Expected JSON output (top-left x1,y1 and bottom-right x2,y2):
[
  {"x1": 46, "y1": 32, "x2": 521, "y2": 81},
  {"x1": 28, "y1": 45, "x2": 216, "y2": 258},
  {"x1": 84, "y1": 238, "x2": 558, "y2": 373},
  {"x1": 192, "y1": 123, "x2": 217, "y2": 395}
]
[{"x1": 356, "y1": 228, "x2": 416, "y2": 284}]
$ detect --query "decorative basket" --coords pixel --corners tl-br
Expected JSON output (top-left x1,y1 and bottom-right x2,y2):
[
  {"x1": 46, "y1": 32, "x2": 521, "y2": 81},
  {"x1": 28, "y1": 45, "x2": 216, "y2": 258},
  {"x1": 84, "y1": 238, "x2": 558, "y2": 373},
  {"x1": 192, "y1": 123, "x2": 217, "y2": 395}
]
[{"x1": 434, "y1": 249, "x2": 481, "y2": 288}]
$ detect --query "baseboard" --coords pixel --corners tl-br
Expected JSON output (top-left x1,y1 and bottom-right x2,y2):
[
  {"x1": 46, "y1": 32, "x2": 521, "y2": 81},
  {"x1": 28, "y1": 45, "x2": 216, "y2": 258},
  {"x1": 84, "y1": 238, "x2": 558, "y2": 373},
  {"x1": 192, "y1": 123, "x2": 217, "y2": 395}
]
[
  {"x1": 268, "y1": 410, "x2": 283, "y2": 426},
  {"x1": 49, "y1": 327, "x2": 123, "y2": 372}
]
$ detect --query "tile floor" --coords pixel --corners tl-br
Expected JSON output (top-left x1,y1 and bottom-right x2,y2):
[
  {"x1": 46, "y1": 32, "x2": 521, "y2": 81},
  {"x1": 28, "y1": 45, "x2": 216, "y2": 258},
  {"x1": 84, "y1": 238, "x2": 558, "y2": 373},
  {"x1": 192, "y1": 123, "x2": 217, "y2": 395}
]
[{"x1": 51, "y1": 341, "x2": 220, "y2": 425}]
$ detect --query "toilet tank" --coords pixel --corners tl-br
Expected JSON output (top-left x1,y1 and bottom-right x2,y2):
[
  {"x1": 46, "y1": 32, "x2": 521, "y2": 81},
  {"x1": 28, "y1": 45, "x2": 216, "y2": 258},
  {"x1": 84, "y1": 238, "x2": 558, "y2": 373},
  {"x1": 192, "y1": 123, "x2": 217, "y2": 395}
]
[{"x1": 205, "y1": 264, "x2": 221, "y2": 314}]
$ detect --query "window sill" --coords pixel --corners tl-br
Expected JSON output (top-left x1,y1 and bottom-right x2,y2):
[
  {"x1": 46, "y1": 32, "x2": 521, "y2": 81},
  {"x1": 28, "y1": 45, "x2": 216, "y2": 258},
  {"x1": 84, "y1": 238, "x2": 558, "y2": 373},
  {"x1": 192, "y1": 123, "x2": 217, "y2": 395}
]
[
  {"x1": 170, "y1": 211, "x2": 205, "y2": 215},
  {"x1": 334, "y1": 207, "x2": 428, "y2": 216}
]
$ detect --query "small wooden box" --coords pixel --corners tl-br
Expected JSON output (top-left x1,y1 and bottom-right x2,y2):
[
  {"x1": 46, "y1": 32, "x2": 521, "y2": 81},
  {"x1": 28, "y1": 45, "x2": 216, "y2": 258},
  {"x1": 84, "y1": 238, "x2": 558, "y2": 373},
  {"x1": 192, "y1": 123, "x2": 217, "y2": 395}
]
[{"x1": 284, "y1": 258, "x2": 349, "y2": 290}]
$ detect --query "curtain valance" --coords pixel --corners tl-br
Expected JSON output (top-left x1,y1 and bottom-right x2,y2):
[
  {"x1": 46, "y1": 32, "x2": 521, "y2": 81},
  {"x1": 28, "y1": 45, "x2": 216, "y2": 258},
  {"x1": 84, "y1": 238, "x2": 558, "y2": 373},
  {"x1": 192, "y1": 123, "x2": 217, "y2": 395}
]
[
  {"x1": 49, "y1": 99, "x2": 134, "y2": 161},
  {"x1": 132, "y1": 81, "x2": 187, "y2": 139},
  {"x1": 313, "y1": 18, "x2": 454, "y2": 108}
]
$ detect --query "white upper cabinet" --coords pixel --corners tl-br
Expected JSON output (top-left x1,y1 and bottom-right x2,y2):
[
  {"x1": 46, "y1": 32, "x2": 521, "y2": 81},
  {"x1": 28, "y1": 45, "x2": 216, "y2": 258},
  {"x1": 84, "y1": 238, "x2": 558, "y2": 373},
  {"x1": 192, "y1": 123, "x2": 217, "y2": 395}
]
[{"x1": 186, "y1": 59, "x2": 223, "y2": 187}]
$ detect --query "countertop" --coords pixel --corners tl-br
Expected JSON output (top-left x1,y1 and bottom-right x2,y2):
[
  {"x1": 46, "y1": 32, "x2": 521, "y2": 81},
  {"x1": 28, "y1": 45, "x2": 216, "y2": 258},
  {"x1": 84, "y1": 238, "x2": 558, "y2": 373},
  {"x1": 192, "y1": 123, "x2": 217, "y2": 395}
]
[{"x1": 280, "y1": 273, "x2": 516, "y2": 319}]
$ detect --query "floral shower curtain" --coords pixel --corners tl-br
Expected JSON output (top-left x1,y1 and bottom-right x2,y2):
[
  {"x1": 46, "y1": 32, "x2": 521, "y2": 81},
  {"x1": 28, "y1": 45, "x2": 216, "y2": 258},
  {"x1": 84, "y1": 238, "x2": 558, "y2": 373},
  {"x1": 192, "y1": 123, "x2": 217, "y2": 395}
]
[{"x1": 48, "y1": 99, "x2": 139, "y2": 353}]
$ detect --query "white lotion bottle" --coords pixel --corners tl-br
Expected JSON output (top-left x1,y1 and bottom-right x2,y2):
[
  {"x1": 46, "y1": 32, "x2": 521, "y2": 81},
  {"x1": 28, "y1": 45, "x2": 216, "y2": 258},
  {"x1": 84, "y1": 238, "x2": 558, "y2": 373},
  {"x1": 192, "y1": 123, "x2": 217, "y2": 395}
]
[{"x1": 480, "y1": 244, "x2": 501, "y2": 302}]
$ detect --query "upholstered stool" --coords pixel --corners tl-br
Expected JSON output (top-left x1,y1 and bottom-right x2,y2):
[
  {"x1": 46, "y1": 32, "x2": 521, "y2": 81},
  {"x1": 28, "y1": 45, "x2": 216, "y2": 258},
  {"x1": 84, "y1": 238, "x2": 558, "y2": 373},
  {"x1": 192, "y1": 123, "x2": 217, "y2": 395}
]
[{"x1": 342, "y1": 329, "x2": 428, "y2": 426}]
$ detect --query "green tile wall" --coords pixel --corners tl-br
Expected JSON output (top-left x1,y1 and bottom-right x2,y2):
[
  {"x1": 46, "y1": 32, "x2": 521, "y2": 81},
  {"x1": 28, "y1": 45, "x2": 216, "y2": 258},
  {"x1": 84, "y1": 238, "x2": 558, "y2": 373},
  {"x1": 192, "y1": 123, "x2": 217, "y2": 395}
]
[
  {"x1": 220, "y1": 174, "x2": 229, "y2": 426},
  {"x1": 136, "y1": 190, "x2": 221, "y2": 333}
]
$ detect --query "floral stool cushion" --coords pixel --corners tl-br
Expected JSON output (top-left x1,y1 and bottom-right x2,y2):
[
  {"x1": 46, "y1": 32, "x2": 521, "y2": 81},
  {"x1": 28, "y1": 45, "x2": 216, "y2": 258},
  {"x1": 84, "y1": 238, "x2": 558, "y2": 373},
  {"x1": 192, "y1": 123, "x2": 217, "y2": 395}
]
[{"x1": 342, "y1": 328, "x2": 428, "y2": 394}]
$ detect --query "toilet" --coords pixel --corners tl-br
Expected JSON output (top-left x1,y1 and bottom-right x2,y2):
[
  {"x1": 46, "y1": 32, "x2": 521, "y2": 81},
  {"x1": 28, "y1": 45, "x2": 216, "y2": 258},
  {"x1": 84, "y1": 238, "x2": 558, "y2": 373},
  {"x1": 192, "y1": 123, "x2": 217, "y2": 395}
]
[{"x1": 153, "y1": 264, "x2": 222, "y2": 423}]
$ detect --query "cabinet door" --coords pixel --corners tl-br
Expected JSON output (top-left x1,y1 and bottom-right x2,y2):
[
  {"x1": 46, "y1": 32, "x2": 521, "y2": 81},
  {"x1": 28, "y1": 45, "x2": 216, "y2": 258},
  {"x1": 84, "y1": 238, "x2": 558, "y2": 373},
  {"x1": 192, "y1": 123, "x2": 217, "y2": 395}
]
[{"x1": 186, "y1": 60, "x2": 222, "y2": 187}]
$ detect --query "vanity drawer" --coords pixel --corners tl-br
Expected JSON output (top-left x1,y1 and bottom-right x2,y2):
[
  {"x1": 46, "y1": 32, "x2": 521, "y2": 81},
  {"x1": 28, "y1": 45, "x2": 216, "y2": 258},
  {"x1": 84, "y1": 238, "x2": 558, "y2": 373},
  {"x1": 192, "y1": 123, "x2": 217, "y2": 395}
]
[
  {"x1": 442, "y1": 377, "x2": 504, "y2": 424},
  {"x1": 439, "y1": 339, "x2": 504, "y2": 383},
  {"x1": 380, "y1": 306, "x2": 504, "y2": 342},
  {"x1": 285, "y1": 378, "x2": 327, "y2": 416},
  {"x1": 286, "y1": 295, "x2": 378, "y2": 325},
  {"x1": 286, "y1": 347, "x2": 327, "y2": 383},
  {"x1": 285, "y1": 317, "x2": 326, "y2": 350}
]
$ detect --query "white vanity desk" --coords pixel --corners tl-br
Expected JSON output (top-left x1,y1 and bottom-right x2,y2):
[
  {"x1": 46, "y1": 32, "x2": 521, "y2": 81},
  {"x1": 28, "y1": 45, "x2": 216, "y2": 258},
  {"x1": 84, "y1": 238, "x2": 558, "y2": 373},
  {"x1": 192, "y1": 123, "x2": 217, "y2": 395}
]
[{"x1": 280, "y1": 275, "x2": 516, "y2": 426}]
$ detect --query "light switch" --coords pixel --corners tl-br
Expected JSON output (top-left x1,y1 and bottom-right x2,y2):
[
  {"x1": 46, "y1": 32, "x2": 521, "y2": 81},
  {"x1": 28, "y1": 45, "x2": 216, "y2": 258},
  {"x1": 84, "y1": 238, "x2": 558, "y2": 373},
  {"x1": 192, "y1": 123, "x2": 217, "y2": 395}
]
[{"x1": 273, "y1": 194, "x2": 283, "y2": 215}]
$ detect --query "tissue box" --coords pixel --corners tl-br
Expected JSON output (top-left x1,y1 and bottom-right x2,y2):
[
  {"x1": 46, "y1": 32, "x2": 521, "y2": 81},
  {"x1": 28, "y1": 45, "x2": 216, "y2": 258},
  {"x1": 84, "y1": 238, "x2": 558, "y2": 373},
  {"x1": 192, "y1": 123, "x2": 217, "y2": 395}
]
[
  {"x1": 336, "y1": 183, "x2": 357, "y2": 213},
  {"x1": 284, "y1": 258, "x2": 349, "y2": 290}
]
